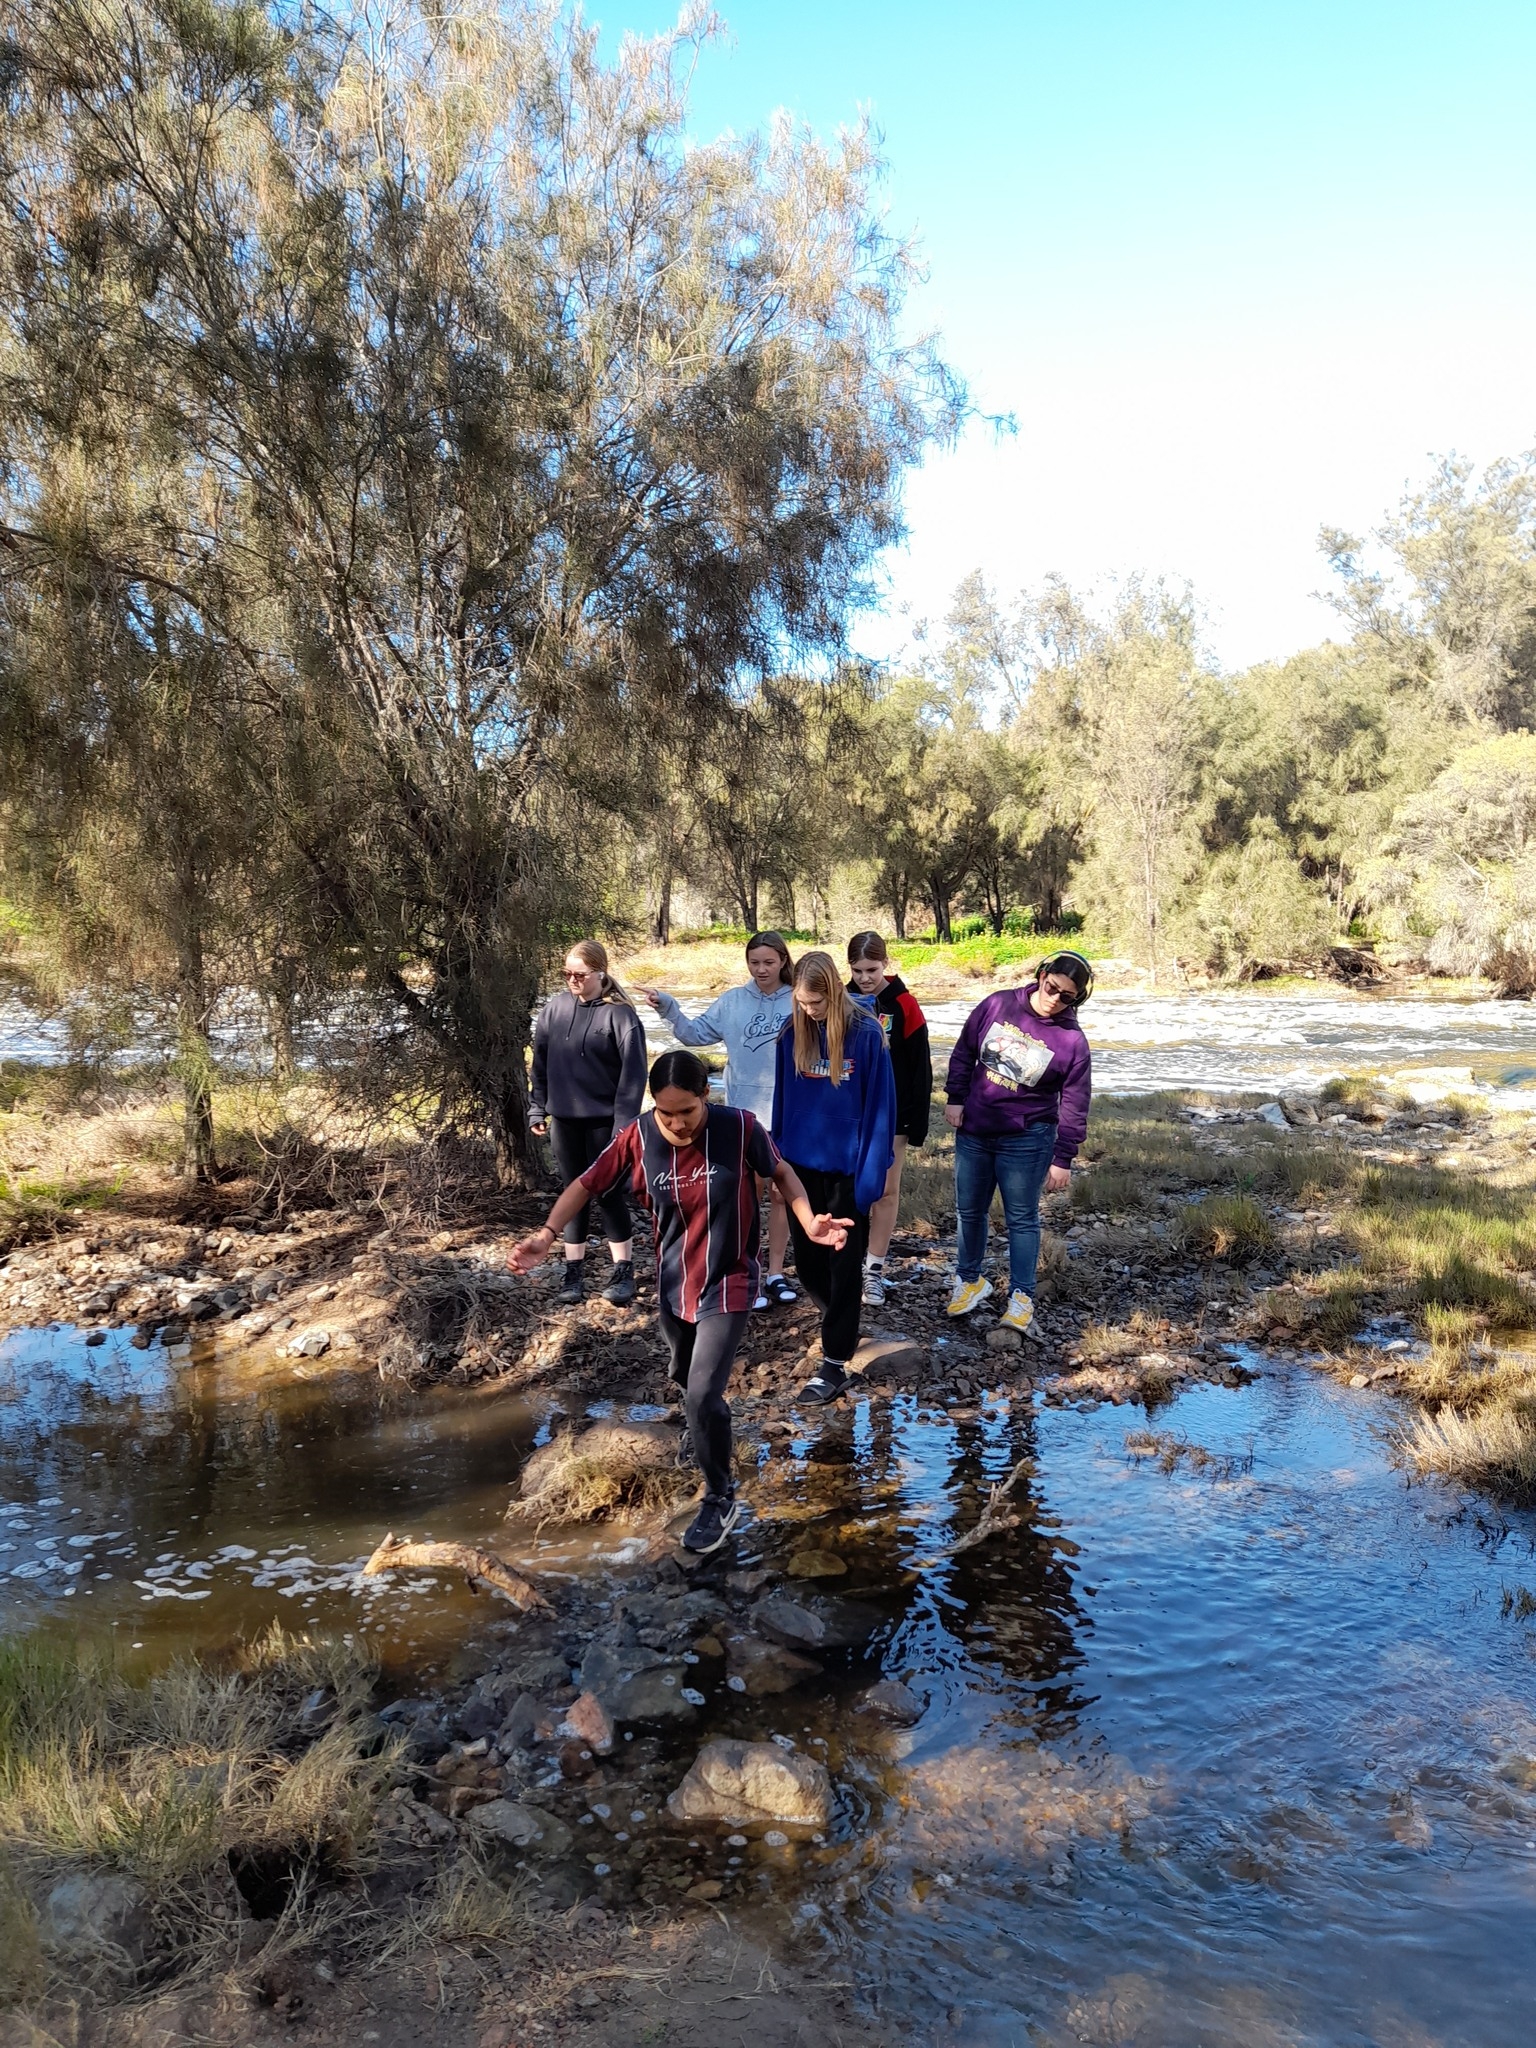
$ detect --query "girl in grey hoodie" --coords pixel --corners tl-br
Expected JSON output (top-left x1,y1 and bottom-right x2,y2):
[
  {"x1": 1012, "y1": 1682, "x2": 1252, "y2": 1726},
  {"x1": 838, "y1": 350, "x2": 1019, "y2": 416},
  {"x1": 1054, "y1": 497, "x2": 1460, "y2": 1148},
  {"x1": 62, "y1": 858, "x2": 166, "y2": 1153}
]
[{"x1": 642, "y1": 930, "x2": 798, "y2": 1307}]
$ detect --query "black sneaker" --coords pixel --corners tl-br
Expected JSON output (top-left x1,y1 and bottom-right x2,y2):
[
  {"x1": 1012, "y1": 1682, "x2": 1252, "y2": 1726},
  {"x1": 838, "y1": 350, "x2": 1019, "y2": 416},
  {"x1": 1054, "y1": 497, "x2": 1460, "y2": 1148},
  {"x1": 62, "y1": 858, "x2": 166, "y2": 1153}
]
[
  {"x1": 682, "y1": 1492, "x2": 742, "y2": 1555},
  {"x1": 797, "y1": 1362, "x2": 848, "y2": 1405},
  {"x1": 603, "y1": 1260, "x2": 636, "y2": 1306},
  {"x1": 557, "y1": 1264, "x2": 585, "y2": 1305}
]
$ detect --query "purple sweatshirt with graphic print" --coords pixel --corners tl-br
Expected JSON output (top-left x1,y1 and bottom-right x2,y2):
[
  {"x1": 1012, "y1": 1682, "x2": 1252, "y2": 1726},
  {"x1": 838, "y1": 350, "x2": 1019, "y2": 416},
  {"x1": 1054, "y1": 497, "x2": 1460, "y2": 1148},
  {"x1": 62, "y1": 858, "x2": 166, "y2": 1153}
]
[{"x1": 944, "y1": 984, "x2": 1092, "y2": 1166}]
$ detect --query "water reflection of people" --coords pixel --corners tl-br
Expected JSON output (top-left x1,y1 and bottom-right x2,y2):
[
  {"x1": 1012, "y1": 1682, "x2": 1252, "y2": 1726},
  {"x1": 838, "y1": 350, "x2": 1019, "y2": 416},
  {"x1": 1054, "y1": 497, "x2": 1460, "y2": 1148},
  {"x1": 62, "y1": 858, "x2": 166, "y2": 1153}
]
[{"x1": 508, "y1": 1051, "x2": 853, "y2": 1555}]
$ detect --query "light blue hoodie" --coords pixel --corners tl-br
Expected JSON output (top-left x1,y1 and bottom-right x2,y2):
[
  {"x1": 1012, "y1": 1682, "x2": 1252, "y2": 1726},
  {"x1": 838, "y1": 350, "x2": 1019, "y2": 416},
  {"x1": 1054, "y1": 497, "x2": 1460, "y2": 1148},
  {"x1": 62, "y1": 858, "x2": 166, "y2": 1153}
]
[{"x1": 651, "y1": 982, "x2": 793, "y2": 1122}]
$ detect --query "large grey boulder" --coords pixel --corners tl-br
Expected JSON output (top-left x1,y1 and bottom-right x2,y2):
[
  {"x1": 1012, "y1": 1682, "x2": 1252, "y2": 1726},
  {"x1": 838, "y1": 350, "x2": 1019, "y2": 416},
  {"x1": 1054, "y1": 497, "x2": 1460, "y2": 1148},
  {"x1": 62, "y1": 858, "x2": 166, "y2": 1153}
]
[
  {"x1": 666, "y1": 1740, "x2": 832, "y2": 1830},
  {"x1": 851, "y1": 1330, "x2": 925, "y2": 1383}
]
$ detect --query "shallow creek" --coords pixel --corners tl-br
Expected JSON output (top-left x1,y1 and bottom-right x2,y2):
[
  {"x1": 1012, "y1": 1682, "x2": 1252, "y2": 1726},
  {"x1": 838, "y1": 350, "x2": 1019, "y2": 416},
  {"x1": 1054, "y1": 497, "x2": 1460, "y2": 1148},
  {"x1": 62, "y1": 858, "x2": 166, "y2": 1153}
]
[{"x1": 4, "y1": 1324, "x2": 1536, "y2": 2042}]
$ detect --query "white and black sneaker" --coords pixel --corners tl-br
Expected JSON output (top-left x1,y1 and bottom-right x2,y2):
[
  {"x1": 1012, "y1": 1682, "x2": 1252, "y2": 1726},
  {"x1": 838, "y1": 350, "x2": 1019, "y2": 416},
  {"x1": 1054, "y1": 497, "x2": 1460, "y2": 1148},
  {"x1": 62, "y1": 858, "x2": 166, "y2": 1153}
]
[
  {"x1": 682, "y1": 1492, "x2": 742, "y2": 1554},
  {"x1": 862, "y1": 1259, "x2": 887, "y2": 1308}
]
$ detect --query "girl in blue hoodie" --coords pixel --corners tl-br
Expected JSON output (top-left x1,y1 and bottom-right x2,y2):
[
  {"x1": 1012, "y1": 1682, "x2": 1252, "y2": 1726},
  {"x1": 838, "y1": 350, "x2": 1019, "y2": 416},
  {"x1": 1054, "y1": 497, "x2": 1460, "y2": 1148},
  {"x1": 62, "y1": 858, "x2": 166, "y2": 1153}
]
[{"x1": 772, "y1": 951, "x2": 896, "y2": 1403}]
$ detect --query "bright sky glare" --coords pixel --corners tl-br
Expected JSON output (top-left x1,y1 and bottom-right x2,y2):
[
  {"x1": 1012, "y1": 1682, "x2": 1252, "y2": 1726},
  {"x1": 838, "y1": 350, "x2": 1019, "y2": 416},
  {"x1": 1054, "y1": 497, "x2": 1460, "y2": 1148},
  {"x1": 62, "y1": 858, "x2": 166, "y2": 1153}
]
[{"x1": 599, "y1": 1, "x2": 1536, "y2": 672}]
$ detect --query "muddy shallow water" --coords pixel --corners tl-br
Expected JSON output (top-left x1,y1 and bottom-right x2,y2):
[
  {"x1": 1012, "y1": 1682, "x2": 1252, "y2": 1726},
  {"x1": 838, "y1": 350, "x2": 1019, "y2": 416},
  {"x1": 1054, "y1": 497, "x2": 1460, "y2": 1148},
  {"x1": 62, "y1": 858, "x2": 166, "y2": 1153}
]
[{"x1": 4, "y1": 1325, "x2": 1536, "y2": 2044}]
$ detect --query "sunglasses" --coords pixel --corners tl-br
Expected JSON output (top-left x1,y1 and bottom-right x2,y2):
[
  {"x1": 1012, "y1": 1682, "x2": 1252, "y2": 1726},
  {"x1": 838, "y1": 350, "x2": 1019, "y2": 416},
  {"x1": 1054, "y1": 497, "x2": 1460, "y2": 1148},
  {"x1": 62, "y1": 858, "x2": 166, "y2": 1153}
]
[
  {"x1": 1038, "y1": 978, "x2": 1081, "y2": 1005},
  {"x1": 564, "y1": 968, "x2": 595, "y2": 981}
]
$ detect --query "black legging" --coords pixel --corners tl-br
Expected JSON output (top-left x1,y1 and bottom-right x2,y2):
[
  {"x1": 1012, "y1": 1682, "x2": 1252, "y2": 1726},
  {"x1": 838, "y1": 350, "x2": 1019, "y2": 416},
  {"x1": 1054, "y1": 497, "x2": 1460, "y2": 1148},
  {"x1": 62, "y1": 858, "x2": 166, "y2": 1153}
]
[
  {"x1": 658, "y1": 1302, "x2": 748, "y2": 1499},
  {"x1": 548, "y1": 1115, "x2": 632, "y2": 1248},
  {"x1": 785, "y1": 1162, "x2": 869, "y2": 1363}
]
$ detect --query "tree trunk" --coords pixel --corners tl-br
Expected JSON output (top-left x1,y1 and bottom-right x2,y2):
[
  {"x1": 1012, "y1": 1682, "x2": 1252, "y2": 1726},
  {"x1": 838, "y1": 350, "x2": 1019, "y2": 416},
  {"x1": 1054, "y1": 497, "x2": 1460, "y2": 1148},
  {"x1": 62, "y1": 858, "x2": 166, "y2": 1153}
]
[
  {"x1": 930, "y1": 885, "x2": 952, "y2": 943},
  {"x1": 489, "y1": 1068, "x2": 540, "y2": 1191},
  {"x1": 652, "y1": 857, "x2": 674, "y2": 944},
  {"x1": 268, "y1": 954, "x2": 299, "y2": 1083},
  {"x1": 175, "y1": 946, "x2": 216, "y2": 1184}
]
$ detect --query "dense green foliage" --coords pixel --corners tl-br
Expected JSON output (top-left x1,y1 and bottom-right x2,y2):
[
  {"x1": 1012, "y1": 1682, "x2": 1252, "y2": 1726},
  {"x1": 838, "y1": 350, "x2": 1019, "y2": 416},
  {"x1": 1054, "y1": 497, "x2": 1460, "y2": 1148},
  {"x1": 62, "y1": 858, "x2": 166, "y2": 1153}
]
[
  {"x1": 0, "y1": 3, "x2": 1531, "y2": 1186},
  {"x1": 649, "y1": 453, "x2": 1536, "y2": 986}
]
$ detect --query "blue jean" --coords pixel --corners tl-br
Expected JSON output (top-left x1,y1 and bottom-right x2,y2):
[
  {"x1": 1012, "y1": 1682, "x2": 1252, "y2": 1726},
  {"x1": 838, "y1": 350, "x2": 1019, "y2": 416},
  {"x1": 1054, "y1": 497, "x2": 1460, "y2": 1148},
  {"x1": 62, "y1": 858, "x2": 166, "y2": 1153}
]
[{"x1": 954, "y1": 1123, "x2": 1057, "y2": 1297}]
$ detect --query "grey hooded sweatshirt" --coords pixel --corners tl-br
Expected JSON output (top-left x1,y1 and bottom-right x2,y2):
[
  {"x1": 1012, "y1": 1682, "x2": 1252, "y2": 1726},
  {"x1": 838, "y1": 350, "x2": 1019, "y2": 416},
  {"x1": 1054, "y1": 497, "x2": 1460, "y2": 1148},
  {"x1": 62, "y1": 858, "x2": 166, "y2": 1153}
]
[{"x1": 650, "y1": 982, "x2": 793, "y2": 1122}]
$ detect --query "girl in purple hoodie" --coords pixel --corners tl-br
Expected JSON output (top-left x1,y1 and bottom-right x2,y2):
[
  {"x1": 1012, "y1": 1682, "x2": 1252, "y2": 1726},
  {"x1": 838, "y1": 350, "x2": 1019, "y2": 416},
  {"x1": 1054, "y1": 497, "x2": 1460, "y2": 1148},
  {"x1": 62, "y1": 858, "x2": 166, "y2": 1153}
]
[{"x1": 943, "y1": 950, "x2": 1093, "y2": 1338}]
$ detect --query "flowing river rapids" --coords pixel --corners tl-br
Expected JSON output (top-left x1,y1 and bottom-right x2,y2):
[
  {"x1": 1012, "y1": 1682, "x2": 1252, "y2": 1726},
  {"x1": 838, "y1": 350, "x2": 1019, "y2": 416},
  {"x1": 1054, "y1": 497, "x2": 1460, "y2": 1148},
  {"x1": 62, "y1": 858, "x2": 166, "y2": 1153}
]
[{"x1": 3, "y1": 987, "x2": 1536, "y2": 2041}]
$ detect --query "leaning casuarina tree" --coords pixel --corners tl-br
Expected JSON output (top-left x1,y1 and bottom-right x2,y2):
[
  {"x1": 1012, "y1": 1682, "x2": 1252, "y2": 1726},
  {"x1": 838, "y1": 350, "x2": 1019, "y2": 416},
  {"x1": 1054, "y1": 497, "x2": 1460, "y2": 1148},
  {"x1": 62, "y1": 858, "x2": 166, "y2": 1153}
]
[{"x1": 0, "y1": 0, "x2": 960, "y2": 1180}]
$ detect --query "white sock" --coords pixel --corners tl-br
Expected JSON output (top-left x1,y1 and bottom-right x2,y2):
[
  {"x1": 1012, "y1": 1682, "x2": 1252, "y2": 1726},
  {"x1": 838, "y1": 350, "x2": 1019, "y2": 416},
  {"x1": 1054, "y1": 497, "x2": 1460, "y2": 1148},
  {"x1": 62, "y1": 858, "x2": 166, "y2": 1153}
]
[{"x1": 864, "y1": 1255, "x2": 884, "y2": 1270}]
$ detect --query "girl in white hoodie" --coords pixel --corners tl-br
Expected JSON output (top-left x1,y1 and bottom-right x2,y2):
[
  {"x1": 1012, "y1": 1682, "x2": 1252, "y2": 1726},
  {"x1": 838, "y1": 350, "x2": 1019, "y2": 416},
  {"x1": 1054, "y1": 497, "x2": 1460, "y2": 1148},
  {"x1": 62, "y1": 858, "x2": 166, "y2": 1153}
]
[{"x1": 641, "y1": 930, "x2": 798, "y2": 1306}]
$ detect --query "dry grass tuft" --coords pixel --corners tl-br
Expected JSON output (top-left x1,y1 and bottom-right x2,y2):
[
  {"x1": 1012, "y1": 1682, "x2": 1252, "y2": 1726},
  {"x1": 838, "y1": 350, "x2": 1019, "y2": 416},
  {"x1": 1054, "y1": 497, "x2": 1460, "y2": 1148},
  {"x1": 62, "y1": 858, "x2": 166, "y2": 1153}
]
[
  {"x1": 0, "y1": 1627, "x2": 401, "y2": 2005},
  {"x1": 1399, "y1": 1397, "x2": 1536, "y2": 1500},
  {"x1": 1175, "y1": 1194, "x2": 1276, "y2": 1264},
  {"x1": 510, "y1": 1430, "x2": 693, "y2": 1524}
]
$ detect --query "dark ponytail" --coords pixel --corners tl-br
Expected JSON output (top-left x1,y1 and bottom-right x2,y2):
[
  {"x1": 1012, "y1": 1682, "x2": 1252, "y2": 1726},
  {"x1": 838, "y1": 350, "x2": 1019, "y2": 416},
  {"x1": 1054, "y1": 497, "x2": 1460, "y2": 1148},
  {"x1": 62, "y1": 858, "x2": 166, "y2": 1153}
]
[{"x1": 649, "y1": 1049, "x2": 712, "y2": 1097}]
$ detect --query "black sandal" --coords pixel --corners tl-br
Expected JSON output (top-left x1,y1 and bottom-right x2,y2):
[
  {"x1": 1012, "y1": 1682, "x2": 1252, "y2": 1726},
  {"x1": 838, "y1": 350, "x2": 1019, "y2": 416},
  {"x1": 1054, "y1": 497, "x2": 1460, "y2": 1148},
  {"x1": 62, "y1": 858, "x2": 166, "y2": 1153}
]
[
  {"x1": 797, "y1": 1365, "x2": 848, "y2": 1405},
  {"x1": 762, "y1": 1275, "x2": 799, "y2": 1307}
]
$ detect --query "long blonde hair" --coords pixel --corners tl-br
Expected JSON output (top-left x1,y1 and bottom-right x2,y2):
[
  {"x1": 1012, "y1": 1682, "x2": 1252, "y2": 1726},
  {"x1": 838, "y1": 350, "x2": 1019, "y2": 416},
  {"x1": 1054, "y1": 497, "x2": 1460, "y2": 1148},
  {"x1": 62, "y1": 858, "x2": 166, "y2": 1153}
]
[
  {"x1": 791, "y1": 950, "x2": 861, "y2": 1085},
  {"x1": 565, "y1": 938, "x2": 631, "y2": 1005}
]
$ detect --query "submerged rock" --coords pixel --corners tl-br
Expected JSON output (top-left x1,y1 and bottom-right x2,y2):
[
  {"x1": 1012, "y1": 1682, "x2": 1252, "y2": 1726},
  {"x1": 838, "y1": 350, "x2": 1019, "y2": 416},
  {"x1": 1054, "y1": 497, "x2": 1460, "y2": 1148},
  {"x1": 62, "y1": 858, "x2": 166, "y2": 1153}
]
[
  {"x1": 666, "y1": 1739, "x2": 833, "y2": 1830},
  {"x1": 466, "y1": 1800, "x2": 573, "y2": 1857},
  {"x1": 750, "y1": 1596, "x2": 828, "y2": 1648},
  {"x1": 856, "y1": 1678, "x2": 923, "y2": 1726},
  {"x1": 724, "y1": 1632, "x2": 823, "y2": 1696},
  {"x1": 580, "y1": 1638, "x2": 699, "y2": 1724},
  {"x1": 787, "y1": 1550, "x2": 847, "y2": 1579}
]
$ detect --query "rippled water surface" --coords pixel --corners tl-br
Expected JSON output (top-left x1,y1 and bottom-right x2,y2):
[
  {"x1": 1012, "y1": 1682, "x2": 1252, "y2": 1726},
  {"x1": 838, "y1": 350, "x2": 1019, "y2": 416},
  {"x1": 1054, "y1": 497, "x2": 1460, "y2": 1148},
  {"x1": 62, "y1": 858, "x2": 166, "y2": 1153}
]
[{"x1": 4, "y1": 1323, "x2": 1536, "y2": 2043}]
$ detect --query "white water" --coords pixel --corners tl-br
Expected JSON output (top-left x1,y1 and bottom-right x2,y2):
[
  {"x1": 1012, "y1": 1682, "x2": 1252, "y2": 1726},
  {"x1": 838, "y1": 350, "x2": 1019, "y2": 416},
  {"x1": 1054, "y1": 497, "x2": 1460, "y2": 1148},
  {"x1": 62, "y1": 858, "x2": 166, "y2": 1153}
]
[
  {"x1": 6, "y1": 985, "x2": 1536, "y2": 1108},
  {"x1": 652, "y1": 988, "x2": 1536, "y2": 1105}
]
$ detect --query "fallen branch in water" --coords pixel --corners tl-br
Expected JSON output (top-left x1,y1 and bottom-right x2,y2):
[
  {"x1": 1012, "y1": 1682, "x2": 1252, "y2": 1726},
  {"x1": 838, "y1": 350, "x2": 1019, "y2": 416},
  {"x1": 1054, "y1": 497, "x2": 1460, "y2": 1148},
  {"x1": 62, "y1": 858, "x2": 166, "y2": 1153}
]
[
  {"x1": 918, "y1": 1456, "x2": 1033, "y2": 1564},
  {"x1": 362, "y1": 1531, "x2": 551, "y2": 1612}
]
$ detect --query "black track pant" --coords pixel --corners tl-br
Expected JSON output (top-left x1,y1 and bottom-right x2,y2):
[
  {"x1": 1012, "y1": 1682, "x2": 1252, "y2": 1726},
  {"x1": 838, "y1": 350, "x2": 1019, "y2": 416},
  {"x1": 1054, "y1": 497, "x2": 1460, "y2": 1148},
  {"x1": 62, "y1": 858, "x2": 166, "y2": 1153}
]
[
  {"x1": 785, "y1": 1163, "x2": 869, "y2": 1364},
  {"x1": 658, "y1": 1302, "x2": 748, "y2": 1500},
  {"x1": 548, "y1": 1115, "x2": 632, "y2": 1248}
]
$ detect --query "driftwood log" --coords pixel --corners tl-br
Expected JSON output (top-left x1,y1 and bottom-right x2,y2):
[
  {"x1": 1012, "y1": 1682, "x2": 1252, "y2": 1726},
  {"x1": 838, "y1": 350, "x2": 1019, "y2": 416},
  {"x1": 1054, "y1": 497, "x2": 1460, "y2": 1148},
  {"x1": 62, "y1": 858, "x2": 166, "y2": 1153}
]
[{"x1": 362, "y1": 1531, "x2": 551, "y2": 1613}]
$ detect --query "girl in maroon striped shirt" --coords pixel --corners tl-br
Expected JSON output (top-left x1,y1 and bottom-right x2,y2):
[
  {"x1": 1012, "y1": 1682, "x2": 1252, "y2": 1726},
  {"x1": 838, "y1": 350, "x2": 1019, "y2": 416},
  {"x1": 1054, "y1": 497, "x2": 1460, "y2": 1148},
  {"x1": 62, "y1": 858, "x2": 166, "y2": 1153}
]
[{"x1": 508, "y1": 1051, "x2": 852, "y2": 1554}]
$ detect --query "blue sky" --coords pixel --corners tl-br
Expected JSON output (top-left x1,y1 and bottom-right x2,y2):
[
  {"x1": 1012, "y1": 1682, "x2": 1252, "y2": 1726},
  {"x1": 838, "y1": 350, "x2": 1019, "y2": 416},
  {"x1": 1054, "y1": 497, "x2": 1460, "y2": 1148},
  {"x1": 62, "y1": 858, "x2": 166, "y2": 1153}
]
[{"x1": 598, "y1": 2, "x2": 1536, "y2": 670}]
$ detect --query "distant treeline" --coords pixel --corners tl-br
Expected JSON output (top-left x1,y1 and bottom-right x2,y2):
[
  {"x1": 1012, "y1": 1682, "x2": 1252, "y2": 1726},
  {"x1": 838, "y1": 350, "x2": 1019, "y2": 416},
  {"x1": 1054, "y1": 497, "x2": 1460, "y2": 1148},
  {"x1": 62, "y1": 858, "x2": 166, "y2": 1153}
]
[{"x1": 652, "y1": 456, "x2": 1536, "y2": 998}]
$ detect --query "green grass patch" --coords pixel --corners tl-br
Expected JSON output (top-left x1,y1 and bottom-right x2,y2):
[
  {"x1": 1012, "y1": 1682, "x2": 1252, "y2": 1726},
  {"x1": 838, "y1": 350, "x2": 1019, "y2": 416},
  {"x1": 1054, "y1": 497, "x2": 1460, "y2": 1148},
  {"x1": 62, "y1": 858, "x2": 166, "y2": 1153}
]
[
  {"x1": 1175, "y1": 1194, "x2": 1276, "y2": 1264},
  {"x1": 1348, "y1": 1163, "x2": 1536, "y2": 1330}
]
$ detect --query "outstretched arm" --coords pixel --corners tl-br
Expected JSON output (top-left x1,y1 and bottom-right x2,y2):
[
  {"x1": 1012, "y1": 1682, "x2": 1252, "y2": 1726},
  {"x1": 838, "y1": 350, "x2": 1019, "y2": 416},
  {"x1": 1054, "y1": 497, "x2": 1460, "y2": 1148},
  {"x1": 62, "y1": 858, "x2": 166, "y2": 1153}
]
[
  {"x1": 507, "y1": 1177, "x2": 593, "y2": 1270},
  {"x1": 770, "y1": 1156, "x2": 855, "y2": 1250}
]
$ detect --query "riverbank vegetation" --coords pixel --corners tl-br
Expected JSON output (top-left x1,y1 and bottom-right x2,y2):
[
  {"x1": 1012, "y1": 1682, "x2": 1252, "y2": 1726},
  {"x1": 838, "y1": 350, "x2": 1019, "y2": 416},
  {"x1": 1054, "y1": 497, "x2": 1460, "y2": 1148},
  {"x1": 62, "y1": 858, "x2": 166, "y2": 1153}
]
[
  {"x1": 1, "y1": 5, "x2": 1534, "y2": 1193},
  {"x1": 0, "y1": 1627, "x2": 406, "y2": 2003}
]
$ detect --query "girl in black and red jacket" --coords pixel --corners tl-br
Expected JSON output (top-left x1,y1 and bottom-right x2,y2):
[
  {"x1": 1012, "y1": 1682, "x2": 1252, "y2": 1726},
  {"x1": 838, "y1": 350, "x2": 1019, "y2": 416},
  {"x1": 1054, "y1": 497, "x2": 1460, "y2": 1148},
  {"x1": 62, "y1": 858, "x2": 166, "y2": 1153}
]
[{"x1": 846, "y1": 931, "x2": 933, "y2": 1307}]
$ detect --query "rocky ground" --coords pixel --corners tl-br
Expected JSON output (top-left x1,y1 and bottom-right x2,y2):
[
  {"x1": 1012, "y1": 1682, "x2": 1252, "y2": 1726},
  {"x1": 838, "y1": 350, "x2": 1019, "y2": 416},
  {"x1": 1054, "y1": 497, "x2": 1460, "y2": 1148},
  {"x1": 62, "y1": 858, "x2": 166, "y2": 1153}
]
[{"x1": 3, "y1": 1081, "x2": 1533, "y2": 2046}]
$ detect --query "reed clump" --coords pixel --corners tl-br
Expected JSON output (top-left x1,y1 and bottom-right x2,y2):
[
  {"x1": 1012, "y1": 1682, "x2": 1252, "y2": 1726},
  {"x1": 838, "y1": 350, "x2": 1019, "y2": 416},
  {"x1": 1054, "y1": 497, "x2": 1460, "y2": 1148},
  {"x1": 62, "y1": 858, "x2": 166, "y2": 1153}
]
[
  {"x1": 1175, "y1": 1193, "x2": 1276, "y2": 1264},
  {"x1": 1400, "y1": 1396, "x2": 1536, "y2": 1501},
  {"x1": 0, "y1": 1628, "x2": 401, "y2": 2005}
]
